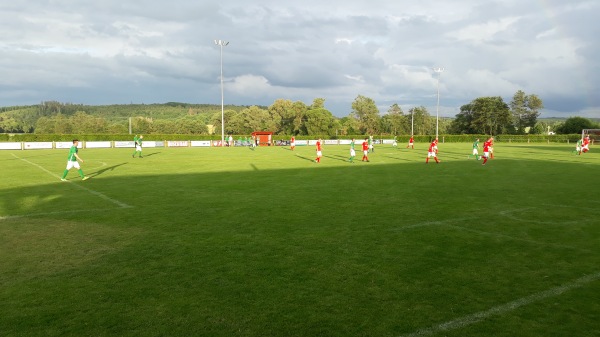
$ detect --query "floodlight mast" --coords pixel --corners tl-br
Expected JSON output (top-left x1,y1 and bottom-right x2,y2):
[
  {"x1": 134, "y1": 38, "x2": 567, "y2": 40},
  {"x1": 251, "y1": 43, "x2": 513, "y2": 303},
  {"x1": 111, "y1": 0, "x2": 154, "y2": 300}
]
[
  {"x1": 215, "y1": 39, "x2": 229, "y2": 147},
  {"x1": 433, "y1": 67, "x2": 444, "y2": 139}
]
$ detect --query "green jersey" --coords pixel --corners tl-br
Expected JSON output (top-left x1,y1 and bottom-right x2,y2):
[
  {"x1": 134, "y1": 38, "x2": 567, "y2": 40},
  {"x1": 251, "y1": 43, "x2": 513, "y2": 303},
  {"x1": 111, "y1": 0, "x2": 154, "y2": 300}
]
[
  {"x1": 473, "y1": 140, "x2": 479, "y2": 149},
  {"x1": 577, "y1": 139, "x2": 583, "y2": 146},
  {"x1": 68, "y1": 145, "x2": 78, "y2": 162},
  {"x1": 350, "y1": 140, "x2": 355, "y2": 149},
  {"x1": 133, "y1": 135, "x2": 139, "y2": 145},
  {"x1": 137, "y1": 137, "x2": 143, "y2": 147}
]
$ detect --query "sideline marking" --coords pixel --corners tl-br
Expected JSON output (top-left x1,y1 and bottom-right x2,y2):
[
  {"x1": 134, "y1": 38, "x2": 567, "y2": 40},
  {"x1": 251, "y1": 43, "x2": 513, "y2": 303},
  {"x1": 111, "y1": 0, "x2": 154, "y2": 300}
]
[
  {"x1": 401, "y1": 271, "x2": 600, "y2": 337},
  {"x1": 11, "y1": 154, "x2": 131, "y2": 209}
]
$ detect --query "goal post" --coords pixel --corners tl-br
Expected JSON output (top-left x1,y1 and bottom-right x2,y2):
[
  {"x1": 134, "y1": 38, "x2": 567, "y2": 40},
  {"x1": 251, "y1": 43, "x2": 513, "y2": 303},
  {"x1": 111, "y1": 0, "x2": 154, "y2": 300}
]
[{"x1": 581, "y1": 129, "x2": 600, "y2": 144}]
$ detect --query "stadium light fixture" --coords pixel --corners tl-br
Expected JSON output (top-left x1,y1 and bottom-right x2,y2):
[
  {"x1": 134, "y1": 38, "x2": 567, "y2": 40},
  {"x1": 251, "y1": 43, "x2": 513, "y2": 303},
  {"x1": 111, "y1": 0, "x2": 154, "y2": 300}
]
[
  {"x1": 215, "y1": 39, "x2": 229, "y2": 147},
  {"x1": 433, "y1": 67, "x2": 444, "y2": 138}
]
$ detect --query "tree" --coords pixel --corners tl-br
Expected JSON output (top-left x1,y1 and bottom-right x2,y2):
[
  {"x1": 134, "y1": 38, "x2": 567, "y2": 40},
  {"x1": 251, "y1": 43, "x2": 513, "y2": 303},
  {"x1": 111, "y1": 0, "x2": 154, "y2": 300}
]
[
  {"x1": 381, "y1": 104, "x2": 409, "y2": 135},
  {"x1": 555, "y1": 117, "x2": 598, "y2": 134},
  {"x1": 451, "y1": 97, "x2": 511, "y2": 135},
  {"x1": 351, "y1": 95, "x2": 381, "y2": 134},
  {"x1": 408, "y1": 106, "x2": 433, "y2": 135},
  {"x1": 510, "y1": 90, "x2": 544, "y2": 134},
  {"x1": 304, "y1": 108, "x2": 338, "y2": 136},
  {"x1": 268, "y1": 99, "x2": 295, "y2": 135}
]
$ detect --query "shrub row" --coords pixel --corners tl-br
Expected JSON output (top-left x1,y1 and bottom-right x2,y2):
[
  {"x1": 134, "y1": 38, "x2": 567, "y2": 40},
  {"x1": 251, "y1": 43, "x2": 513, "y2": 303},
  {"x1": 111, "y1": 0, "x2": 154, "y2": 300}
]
[{"x1": 0, "y1": 133, "x2": 583, "y2": 143}]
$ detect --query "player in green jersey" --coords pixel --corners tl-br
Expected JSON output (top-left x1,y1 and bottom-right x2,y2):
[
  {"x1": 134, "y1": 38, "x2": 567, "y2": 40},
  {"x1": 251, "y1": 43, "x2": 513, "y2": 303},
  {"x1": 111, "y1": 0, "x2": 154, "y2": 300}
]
[
  {"x1": 349, "y1": 138, "x2": 356, "y2": 163},
  {"x1": 132, "y1": 135, "x2": 143, "y2": 158},
  {"x1": 61, "y1": 139, "x2": 88, "y2": 181},
  {"x1": 471, "y1": 138, "x2": 480, "y2": 160}
]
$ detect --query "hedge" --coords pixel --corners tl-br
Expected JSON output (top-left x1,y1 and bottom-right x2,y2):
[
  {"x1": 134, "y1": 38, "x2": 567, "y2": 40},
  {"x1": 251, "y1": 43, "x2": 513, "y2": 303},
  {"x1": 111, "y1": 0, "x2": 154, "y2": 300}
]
[{"x1": 0, "y1": 133, "x2": 584, "y2": 143}]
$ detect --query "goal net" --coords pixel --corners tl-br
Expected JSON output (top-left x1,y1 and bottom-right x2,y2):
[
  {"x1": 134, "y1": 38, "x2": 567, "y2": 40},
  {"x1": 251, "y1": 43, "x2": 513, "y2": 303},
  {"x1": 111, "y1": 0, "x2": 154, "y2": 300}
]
[{"x1": 581, "y1": 129, "x2": 600, "y2": 144}]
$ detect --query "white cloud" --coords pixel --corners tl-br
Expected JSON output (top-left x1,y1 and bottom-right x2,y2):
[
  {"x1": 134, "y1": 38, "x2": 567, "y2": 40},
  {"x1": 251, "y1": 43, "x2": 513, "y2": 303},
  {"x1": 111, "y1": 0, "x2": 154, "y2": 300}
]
[{"x1": 0, "y1": 0, "x2": 598, "y2": 118}]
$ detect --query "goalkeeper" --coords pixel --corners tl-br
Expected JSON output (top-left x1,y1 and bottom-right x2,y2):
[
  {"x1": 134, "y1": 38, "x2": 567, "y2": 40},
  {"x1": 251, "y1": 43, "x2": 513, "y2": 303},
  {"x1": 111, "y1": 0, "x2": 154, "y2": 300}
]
[{"x1": 132, "y1": 134, "x2": 144, "y2": 158}]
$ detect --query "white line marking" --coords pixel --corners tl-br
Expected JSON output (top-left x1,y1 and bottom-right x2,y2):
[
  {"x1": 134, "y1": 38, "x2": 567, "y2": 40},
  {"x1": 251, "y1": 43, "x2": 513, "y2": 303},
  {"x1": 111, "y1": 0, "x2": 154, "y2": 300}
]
[
  {"x1": 11, "y1": 153, "x2": 131, "y2": 208},
  {"x1": 0, "y1": 208, "x2": 127, "y2": 221},
  {"x1": 499, "y1": 207, "x2": 579, "y2": 225},
  {"x1": 388, "y1": 217, "x2": 478, "y2": 231},
  {"x1": 447, "y1": 224, "x2": 590, "y2": 253},
  {"x1": 401, "y1": 271, "x2": 600, "y2": 337}
]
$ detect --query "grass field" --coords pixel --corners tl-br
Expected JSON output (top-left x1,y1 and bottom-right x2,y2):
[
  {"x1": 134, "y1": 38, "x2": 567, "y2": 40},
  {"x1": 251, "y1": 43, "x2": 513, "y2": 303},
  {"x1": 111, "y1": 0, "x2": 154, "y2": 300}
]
[{"x1": 1, "y1": 142, "x2": 599, "y2": 337}]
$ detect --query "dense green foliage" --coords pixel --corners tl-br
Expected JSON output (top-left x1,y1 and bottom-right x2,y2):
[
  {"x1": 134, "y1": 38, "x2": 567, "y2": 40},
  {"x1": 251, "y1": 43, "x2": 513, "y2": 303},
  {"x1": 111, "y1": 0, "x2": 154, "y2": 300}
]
[
  {"x1": 1, "y1": 91, "x2": 594, "y2": 137},
  {"x1": 555, "y1": 116, "x2": 600, "y2": 134},
  {"x1": 1, "y1": 144, "x2": 599, "y2": 336}
]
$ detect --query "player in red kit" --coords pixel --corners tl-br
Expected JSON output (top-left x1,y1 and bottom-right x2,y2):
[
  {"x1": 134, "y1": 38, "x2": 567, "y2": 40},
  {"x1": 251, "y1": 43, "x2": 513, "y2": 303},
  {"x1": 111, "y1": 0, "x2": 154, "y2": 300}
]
[
  {"x1": 362, "y1": 137, "x2": 370, "y2": 162},
  {"x1": 290, "y1": 136, "x2": 295, "y2": 151},
  {"x1": 315, "y1": 138, "x2": 322, "y2": 163},
  {"x1": 582, "y1": 135, "x2": 591, "y2": 153},
  {"x1": 425, "y1": 140, "x2": 439, "y2": 163},
  {"x1": 481, "y1": 138, "x2": 493, "y2": 165},
  {"x1": 487, "y1": 137, "x2": 495, "y2": 159},
  {"x1": 407, "y1": 135, "x2": 414, "y2": 149}
]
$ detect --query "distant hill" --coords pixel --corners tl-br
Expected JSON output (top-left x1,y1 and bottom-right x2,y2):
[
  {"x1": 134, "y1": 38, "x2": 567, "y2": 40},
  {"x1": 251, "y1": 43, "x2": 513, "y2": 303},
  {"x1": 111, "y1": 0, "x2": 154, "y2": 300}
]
[{"x1": 0, "y1": 102, "x2": 268, "y2": 133}]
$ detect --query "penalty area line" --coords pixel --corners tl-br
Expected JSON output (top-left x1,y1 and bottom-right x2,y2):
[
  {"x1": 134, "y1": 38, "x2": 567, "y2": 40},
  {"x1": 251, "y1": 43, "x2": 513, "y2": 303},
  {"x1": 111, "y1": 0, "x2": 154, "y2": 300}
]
[
  {"x1": 400, "y1": 271, "x2": 600, "y2": 337},
  {"x1": 11, "y1": 153, "x2": 131, "y2": 209}
]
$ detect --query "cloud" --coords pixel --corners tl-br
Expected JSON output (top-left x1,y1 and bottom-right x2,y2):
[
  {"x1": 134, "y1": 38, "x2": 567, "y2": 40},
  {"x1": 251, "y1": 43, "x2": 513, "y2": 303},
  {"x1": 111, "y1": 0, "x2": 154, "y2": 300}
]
[{"x1": 0, "y1": 0, "x2": 598, "y2": 119}]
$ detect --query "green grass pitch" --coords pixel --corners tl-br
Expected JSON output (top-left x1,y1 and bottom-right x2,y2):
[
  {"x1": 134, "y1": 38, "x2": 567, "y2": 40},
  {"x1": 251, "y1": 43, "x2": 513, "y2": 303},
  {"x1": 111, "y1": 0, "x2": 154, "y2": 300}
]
[{"x1": 1, "y1": 142, "x2": 599, "y2": 336}]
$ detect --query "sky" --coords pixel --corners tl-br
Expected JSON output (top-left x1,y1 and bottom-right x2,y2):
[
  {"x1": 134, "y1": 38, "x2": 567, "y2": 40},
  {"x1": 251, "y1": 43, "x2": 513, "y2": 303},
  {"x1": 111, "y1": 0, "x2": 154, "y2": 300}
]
[{"x1": 1, "y1": 0, "x2": 599, "y2": 118}]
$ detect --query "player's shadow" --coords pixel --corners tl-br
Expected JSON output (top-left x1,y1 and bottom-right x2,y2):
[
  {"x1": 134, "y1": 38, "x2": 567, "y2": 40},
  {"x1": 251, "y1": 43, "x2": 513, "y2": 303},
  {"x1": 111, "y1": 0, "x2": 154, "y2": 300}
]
[
  {"x1": 381, "y1": 155, "x2": 412, "y2": 162},
  {"x1": 325, "y1": 155, "x2": 350, "y2": 162},
  {"x1": 142, "y1": 152, "x2": 161, "y2": 157},
  {"x1": 295, "y1": 154, "x2": 316, "y2": 162},
  {"x1": 90, "y1": 163, "x2": 128, "y2": 177}
]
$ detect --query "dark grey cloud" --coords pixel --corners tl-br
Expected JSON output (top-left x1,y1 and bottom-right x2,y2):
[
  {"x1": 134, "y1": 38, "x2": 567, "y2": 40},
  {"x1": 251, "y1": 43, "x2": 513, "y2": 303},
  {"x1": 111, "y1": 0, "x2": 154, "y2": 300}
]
[{"x1": 0, "y1": 0, "x2": 598, "y2": 118}]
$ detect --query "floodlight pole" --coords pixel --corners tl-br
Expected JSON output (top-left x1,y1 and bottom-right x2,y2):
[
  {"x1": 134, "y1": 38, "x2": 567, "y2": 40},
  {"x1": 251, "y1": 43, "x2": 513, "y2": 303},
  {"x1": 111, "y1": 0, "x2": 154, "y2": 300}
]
[
  {"x1": 433, "y1": 67, "x2": 444, "y2": 139},
  {"x1": 215, "y1": 39, "x2": 229, "y2": 147}
]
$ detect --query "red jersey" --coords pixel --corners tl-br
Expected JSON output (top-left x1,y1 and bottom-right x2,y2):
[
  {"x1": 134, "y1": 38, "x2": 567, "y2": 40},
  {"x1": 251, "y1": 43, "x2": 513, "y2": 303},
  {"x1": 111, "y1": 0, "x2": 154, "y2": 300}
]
[
  {"x1": 428, "y1": 142, "x2": 436, "y2": 152},
  {"x1": 316, "y1": 141, "x2": 322, "y2": 151},
  {"x1": 483, "y1": 141, "x2": 491, "y2": 152},
  {"x1": 362, "y1": 141, "x2": 369, "y2": 151},
  {"x1": 291, "y1": 136, "x2": 295, "y2": 142},
  {"x1": 583, "y1": 137, "x2": 590, "y2": 146},
  {"x1": 409, "y1": 137, "x2": 414, "y2": 143}
]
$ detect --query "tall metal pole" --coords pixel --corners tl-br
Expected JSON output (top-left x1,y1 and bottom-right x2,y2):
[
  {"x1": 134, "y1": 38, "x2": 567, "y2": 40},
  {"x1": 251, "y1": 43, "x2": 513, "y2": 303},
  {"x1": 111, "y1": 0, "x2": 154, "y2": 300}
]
[
  {"x1": 215, "y1": 39, "x2": 229, "y2": 147},
  {"x1": 433, "y1": 67, "x2": 444, "y2": 139}
]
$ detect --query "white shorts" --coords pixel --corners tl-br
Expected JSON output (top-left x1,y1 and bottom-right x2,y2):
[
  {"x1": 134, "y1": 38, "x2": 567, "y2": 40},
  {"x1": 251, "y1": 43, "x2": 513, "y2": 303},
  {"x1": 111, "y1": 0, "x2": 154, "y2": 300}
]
[
  {"x1": 66, "y1": 160, "x2": 80, "y2": 170},
  {"x1": 290, "y1": 142, "x2": 295, "y2": 147},
  {"x1": 428, "y1": 152, "x2": 436, "y2": 158},
  {"x1": 483, "y1": 151, "x2": 490, "y2": 158},
  {"x1": 317, "y1": 150, "x2": 322, "y2": 157},
  {"x1": 576, "y1": 145, "x2": 581, "y2": 151},
  {"x1": 408, "y1": 142, "x2": 413, "y2": 146},
  {"x1": 136, "y1": 145, "x2": 142, "y2": 151},
  {"x1": 582, "y1": 144, "x2": 589, "y2": 150},
  {"x1": 472, "y1": 149, "x2": 479, "y2": 155},
  {"x1": 363, "y1": 150, "x2": 368, "y2": 156},
  {"x1": 350, "y1": 149, "x2": 356, "y2": 156},
  {"x1": 392, "y1": 141, "x2": 397, "y2": 147}
]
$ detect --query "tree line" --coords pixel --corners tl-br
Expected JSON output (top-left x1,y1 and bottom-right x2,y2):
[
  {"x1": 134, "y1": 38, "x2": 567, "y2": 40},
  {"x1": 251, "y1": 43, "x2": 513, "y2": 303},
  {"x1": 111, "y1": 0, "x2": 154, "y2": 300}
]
[{"x1": 0, "y1": 92, "x2": 597, "y2": 135}]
